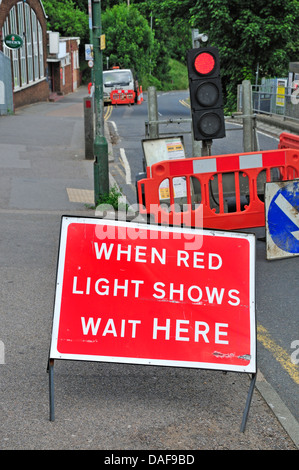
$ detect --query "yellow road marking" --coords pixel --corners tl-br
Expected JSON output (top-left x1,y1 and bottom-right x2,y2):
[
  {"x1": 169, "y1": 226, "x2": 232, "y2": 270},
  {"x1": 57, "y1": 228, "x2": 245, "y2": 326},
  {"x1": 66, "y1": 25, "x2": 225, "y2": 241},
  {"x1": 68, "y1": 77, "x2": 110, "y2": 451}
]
[
  {"x1": 179, "y1": 99, "x2": 190, "y2": 109},
  {"x1": 257, "y1": 324, "x2": 299, "y2": 385},
  {"x1": 104, "y1": 104, "x2": 113, "y2": 121}
]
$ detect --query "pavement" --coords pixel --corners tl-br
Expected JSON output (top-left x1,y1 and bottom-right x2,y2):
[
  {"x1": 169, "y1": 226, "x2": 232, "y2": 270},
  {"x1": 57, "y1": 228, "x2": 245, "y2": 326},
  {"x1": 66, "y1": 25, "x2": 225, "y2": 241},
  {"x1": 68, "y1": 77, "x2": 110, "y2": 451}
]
[{"x1": 0, "y1": 85, "x2": 297, "y2": 451}]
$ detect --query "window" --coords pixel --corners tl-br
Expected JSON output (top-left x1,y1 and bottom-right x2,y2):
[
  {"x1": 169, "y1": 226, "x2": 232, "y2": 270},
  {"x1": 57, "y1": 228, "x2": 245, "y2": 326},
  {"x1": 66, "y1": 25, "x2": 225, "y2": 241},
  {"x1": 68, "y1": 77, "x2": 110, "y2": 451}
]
[
  {"x1": 73, "y1": 50, "x2": 79, "y2": 69},
  {"x1": 2, "y1": 2, "x2": 45, "y2": 90},
  {"x1": 38, "y1": 21, "x2": 44, "y2": 78},
  {"x1": 24, "y1": 3, "x2": 33, "y2": 82},
  {"x1": 17, "y1": 2, "x2": 27, "y2": 86},
  {"x1": 31, "y1": 10, "x2": 39, "y2": 80},
  {"x1": 62, "y1": 66, "x2": 65, "y2": 86},
  {"x1": 9, "y1": 6, "x2": 20, "y2": 88},
  {"x1": 2, "y1": 18, "x2": 10, "y2": 58}
]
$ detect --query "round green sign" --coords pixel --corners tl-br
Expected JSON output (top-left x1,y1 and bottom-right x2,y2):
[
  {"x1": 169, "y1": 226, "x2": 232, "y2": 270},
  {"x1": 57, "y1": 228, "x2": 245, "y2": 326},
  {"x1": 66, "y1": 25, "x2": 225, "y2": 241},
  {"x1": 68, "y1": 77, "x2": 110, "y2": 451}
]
[{"x1": 4, "y1": 33, "x2": 23, "y2": 50}]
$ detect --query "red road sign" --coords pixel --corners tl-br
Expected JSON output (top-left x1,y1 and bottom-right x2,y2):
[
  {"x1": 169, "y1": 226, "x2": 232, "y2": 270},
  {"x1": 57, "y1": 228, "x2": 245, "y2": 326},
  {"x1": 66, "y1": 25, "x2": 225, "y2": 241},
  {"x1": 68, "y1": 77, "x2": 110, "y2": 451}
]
[{"x1": 49, "y1": 217, "x2": 256, "y2": 373}]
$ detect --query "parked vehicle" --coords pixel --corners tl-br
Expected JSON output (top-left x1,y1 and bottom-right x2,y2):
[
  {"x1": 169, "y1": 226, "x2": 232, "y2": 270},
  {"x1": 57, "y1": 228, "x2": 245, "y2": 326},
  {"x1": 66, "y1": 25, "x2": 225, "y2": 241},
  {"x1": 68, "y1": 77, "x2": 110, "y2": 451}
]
[{"x1": 103, "y1": 68, "x2": 138, "y2": 104}]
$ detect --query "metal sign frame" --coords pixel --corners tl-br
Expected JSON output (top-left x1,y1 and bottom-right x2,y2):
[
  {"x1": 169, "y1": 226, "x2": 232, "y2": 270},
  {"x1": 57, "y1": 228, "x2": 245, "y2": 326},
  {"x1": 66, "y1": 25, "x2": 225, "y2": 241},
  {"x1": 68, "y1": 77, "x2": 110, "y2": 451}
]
[
  {"x1": 142, "y1": 135, "x2": 186, "y2": 167},
  {"x1": 141, "y1": 136, "x2": 188, "y2": 203},
  {"x1": 48, "y1": 216, "x2": 257, "y2": 431}
]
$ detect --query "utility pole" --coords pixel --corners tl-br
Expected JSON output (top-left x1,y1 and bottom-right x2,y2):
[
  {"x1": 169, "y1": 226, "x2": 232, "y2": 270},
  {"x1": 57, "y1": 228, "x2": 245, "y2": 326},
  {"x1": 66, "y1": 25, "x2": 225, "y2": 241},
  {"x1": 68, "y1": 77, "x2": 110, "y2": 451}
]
[
  {"x1": 242, "y1": 80, "x2": 254, "y2": 152},
  {"x1": 92, "y1": 0, "x2": 109, "y2": 205}
]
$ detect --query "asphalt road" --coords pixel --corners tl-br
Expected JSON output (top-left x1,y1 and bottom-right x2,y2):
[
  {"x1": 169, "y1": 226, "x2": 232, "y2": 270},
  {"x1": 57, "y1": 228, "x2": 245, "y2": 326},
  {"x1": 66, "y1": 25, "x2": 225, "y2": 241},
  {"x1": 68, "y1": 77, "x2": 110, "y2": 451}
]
[{"x1": 107, "y1": 90, "x2": 299, "y2": 427}]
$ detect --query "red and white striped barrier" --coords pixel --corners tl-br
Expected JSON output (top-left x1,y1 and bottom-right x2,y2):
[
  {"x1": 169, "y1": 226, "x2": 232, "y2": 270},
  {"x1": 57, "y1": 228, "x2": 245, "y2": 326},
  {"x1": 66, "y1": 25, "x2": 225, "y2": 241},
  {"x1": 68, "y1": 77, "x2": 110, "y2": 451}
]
[
  {"x1": 278, "y1": 132, "x2": 299, "y2": 150},
  {"x1": 110, "y1": 89, "x2": 135, "y2": 105},
  {"x1": 137, "y1": 149, "x2": 299, "y2": 230}
]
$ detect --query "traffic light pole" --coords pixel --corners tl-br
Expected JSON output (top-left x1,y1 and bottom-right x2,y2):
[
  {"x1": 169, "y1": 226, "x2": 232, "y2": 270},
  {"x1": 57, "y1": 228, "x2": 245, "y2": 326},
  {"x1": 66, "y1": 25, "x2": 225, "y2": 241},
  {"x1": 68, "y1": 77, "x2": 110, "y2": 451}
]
[
  {"x1": 92, "y1": 0, "x2": 109, "y2": 205},
  {"x1": 242, "y1": 80, "x2": 255, "y2": 152},
  {"x1": 201, "y1": 139, "x2": 212, "y2": 156},
  {"x1": 191, "y1": 128, "x2": 202, "y2": 157}
]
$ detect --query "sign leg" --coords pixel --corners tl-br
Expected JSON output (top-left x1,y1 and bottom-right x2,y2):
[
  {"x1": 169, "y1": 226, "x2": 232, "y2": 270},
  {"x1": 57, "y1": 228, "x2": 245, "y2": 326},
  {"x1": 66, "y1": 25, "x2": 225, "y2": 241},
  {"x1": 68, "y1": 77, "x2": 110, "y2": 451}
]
[
  {"x1": 48, "y1": 359, "x2": 55, "y2": 422},
  {"x1": 240, "y1": 373, "x2": 257, "y2": 432}
]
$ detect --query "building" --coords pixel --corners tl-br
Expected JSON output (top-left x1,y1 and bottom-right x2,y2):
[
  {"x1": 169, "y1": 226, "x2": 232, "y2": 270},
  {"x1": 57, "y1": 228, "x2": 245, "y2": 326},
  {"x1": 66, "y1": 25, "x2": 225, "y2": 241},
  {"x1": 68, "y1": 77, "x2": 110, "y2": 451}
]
[
  {"x1": 47, "y1": 33, "x2": 81, "y2": 99},
  {"x1": 0, "y1": 0, "x2": 49, "y2": 108},
  {"x1": 0, "y1": 1, "x2": 81, "y2": 111}
]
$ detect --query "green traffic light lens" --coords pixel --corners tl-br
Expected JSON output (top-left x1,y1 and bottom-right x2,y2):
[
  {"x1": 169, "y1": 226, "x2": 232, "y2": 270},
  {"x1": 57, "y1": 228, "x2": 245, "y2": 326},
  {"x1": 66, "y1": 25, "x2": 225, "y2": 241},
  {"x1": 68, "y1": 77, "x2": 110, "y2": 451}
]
[{"x1": 198, "y1": 112, "x2": 221, "y2": 136}]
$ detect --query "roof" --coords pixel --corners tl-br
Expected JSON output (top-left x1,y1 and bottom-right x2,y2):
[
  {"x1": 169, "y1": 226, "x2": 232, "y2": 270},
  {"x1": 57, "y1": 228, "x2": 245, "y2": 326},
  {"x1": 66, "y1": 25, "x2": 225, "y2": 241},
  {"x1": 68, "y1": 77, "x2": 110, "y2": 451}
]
[{"x1": 103, "y1": 69, "x2": 132, "y2": 73}]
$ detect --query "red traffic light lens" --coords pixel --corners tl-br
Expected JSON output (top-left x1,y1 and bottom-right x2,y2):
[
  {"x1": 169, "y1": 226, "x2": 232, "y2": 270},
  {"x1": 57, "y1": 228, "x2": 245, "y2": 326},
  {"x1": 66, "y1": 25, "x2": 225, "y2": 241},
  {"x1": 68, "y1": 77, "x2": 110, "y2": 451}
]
[{"x1": 194, "y1": 52, "x2": 215, "y2": 75}]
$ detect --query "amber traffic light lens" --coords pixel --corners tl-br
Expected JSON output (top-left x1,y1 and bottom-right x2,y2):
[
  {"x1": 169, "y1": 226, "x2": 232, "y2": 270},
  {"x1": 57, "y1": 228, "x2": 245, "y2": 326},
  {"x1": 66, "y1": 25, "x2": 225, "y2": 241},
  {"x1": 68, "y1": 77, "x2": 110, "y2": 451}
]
[{"x1": 196, "y1": 82, "x2": 219, "y2": 107}]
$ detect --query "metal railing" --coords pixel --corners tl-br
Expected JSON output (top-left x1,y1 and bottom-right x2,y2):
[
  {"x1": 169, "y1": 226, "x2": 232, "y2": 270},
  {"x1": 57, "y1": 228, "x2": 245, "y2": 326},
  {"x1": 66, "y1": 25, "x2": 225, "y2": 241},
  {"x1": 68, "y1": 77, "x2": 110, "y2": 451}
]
[{"x1": 244, "y1": 83, "x2": 299, "y2": 122}]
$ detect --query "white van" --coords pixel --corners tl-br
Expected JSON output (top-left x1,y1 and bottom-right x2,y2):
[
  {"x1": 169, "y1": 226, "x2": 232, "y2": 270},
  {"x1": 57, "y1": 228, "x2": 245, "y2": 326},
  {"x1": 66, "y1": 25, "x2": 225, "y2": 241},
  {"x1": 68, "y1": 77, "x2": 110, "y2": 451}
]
[{"x1": 103, "y1": 68, "x2": 137, "y2": 103}]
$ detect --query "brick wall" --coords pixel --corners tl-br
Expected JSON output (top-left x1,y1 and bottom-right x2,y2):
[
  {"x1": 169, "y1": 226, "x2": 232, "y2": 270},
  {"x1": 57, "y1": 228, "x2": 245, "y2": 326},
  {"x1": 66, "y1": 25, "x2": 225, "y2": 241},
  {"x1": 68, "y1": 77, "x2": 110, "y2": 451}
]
[
  {"x1": 50, "y1": 38, "x2": 81, "y2": 95},
  {"x1": 13, "y1": 79, "x2": 49, "y2": 108}
]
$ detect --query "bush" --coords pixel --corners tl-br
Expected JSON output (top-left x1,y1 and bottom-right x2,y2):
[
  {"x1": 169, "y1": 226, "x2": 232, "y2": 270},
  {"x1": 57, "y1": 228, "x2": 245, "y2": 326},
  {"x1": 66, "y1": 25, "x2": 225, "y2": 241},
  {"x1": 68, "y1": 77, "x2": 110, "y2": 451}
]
[
  {"x1": 141, "y1": 59, "x2": 188, "y2": 92},
  {"x1": 141, "y1": 75, "x2": 162, "y2": 90}
]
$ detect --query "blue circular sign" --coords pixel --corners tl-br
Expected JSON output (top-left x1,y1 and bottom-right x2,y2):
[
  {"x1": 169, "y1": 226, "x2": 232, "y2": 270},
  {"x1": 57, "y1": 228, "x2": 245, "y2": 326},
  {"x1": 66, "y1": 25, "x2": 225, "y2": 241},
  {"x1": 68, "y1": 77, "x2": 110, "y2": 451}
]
[{"x1": 268, "y1": 180, "x2": 299, "y2": 254}]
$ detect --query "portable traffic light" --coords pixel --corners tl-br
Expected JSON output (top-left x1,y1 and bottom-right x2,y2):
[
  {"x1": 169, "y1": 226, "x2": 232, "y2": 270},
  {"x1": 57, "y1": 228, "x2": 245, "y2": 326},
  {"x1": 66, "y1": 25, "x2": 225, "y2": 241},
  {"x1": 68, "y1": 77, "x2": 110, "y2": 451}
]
[{"x1": 187, "y1": 46, "x2": 225, "y2": 141}]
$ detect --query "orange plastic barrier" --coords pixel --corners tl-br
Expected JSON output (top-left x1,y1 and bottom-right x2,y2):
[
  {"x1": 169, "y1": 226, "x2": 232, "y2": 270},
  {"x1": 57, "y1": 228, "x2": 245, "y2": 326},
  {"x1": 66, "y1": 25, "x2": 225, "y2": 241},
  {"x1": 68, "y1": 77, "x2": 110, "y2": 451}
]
[
  {"x1": 278, "y1": 132, "x2": 299, "y2": 150},
  {"x1": 110, "y1": 89, "x2": 135, "y2": 105},
  {"x1": 137, "y1": 149, "x2": 299, "y2": 230}
]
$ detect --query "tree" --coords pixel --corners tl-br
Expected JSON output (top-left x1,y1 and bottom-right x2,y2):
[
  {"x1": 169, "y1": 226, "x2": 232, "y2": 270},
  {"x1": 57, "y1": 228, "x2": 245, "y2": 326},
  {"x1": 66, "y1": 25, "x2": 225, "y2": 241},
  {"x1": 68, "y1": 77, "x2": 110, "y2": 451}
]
[
  {"x1": 42, "y1": 0, "x2": 89, "y2": 40},
  {"x1": 132, "y1": 0, "x2": 192, "y2": 63},
  {"x1": 102, "y1": 4, "x2": 156, "y2": 82},
  {"x1": 43, "y1": 0, "x2": 299, "y2": 104},
  {"x1": 189, "y1": 0, "x2": 299, "y2": 110},
  {"x1": 144, "y1": 0, "x2": 299, "y2": 110}
]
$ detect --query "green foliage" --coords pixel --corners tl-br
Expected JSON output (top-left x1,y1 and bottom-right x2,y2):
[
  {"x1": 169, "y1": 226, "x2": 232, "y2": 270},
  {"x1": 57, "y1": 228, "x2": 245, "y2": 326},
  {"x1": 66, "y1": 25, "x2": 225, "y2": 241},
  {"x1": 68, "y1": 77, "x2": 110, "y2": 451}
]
[
  {"x1": 94, "y1": 185, "x2": 126, "y2": 211},
  {"x1": 142, "y1": 74, "x2": 163, "y2": 91},
  {"x1": 142, "y1": 0, "x2": 299, "y2": 110},
  {"x1": 102, "y1": 4, "x2": 154, "y2": 81},
  {"x1": 139, "y1": 59, "x2": 188, "y2": 92},
  {"x1": 42, "y1": 0, "x2": 89, "y2": 40},
  {"x1": 165, "y1": 59, "x2": 188, "y2": 91},
  {"x1": 188, "y1": 0, "x2": 299, "y2": 110}
]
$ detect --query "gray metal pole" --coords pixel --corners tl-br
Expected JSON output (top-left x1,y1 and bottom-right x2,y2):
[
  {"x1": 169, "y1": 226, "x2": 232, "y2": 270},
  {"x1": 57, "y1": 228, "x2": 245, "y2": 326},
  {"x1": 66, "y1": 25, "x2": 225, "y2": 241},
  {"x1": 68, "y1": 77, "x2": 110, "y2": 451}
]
[
  {"x1": 48, "y1": 359, "x2": 55, "y2": 421},
  {"x1": 242, "y1": 80, "x2": 254, "y2": 152},
  {"x1": 84, "y1": 96, "x2": 94, "y2": 159},
  {"x1": 201, "y1": 139, "x2": 212, "y2": 156},
  {"x1": 191, "y1": 126, "x2": 203, "y2": 157},
  {"x1": 148, "y1": 86, "x2": 159, "y2": 139}
]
